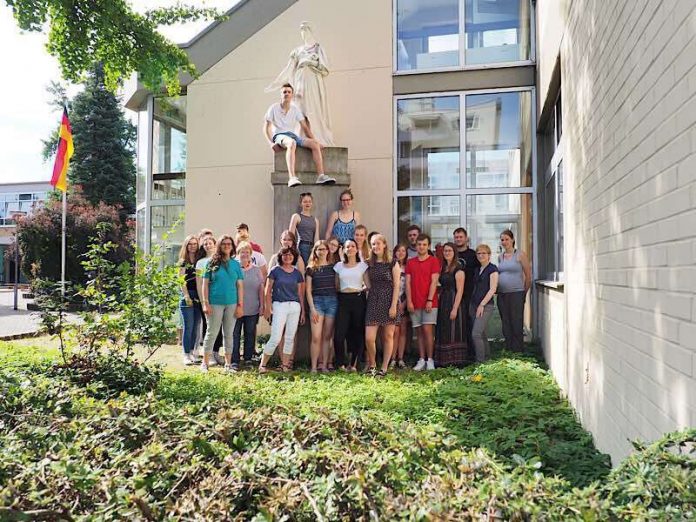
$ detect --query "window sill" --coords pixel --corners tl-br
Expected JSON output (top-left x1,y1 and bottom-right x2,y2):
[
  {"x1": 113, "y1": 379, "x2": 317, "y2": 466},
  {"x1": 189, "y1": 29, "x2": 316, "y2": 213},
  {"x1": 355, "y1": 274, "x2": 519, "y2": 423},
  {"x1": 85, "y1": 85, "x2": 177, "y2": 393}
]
[{"x1": 535, "y1": 279, "x2": 564, "y2": 290}]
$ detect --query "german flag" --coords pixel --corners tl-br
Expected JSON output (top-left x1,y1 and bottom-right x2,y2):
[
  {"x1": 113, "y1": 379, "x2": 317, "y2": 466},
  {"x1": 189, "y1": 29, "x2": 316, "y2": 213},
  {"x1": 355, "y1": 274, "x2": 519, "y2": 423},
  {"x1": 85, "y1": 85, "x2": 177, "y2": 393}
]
[{"x1": 50, "y1": 108, "x2": 74, "y2": 192}]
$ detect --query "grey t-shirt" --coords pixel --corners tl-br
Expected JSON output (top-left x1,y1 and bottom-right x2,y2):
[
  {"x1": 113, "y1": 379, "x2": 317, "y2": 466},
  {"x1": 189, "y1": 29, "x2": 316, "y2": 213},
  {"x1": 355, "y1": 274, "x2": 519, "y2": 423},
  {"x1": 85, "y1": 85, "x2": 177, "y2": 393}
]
[{"x1": 241, "y1": 265, "x2": 263, "y2": 316}]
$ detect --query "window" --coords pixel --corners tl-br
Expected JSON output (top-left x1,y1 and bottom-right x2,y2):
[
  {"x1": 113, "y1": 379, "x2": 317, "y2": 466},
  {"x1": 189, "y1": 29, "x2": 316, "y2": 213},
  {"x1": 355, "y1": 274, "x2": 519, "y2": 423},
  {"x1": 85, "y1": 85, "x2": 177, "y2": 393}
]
[
  {"x1": 394, "y1": 88, "x2": 535, "y2": 253},
  {"x1": 542, "y1": 89, "x2": 564, "y2": 280},
  {"x1": 395, "y1": 0, "x2": 532, "y2": 72},
  {"x1": 0, "y1": 191, "x2": 48, "y2": 226}
]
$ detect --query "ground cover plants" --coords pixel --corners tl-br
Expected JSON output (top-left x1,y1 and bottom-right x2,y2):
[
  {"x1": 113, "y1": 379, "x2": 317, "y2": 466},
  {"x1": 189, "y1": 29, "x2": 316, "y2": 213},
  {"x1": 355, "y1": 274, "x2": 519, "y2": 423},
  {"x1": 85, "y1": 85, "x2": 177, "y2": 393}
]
[{"x1": 0, "y1": 341, "x2": 694, "y2": 521}]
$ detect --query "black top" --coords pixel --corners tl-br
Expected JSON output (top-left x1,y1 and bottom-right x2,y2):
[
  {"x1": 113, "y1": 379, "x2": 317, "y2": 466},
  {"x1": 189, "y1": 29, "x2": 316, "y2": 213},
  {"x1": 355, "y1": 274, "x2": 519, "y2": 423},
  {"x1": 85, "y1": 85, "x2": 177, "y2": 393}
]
[
  {"x1": 471, "y1": 263, "x2": 498, "y2": 308},
  {"x1": 180, "y1": 262, "x2": 198, "y2": 298},
  {"x1": 306, "y1": 264, "x2": 337, "y2": 296},
  {"x1": 457, "y1": 248, "x2": 480, "y2": 301}
]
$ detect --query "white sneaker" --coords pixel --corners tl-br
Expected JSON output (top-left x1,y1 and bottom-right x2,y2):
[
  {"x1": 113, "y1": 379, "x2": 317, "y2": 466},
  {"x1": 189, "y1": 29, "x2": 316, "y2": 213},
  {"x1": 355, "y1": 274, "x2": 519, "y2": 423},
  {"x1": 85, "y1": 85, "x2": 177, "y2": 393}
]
[
  {"x1": 288, "y1": 176, "x2": 302, "y2": 187},
  {"x1": 183, "y1": 354, "x2": 195, "y2": 366},
  {"x1": 426, "y1": 358, "x2": 435, "y2": 371},
  {"x1": 200, "y1": 363, "x2": 209, "y2": 373},
  {"x1": 413, "y1": 358, "x2": 426, "y2": 371},
  {"x1": 192, "y1": 347, "x2": 201, "y2": 360},
  {"x1": 315, "y1": 174, "x2": 336, "y2": 184},
  {"x1": 225, "y1": 364, "x2": 239, "y2": 374}
]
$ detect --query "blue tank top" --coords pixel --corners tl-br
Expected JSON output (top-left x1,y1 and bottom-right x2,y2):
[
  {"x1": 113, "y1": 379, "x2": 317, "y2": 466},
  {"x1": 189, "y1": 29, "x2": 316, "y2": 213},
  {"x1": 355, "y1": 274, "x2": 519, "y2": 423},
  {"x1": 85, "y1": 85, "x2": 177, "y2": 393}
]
[{"x1": 332, "y1": 211, "x2": 355, "y2": 245}]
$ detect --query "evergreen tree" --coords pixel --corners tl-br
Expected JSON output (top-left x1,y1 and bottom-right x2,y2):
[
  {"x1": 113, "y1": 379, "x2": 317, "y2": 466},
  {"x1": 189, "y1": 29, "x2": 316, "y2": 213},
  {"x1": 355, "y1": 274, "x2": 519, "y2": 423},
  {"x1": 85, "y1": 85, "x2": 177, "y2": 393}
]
[{"x1": 68, "y1": 65, "x2": 137, "y2": 215}]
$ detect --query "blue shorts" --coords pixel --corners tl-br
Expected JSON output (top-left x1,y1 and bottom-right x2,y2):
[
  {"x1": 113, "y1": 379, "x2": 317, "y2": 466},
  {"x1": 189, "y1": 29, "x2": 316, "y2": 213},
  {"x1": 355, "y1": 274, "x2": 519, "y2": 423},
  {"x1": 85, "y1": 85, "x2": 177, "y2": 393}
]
[
  {"x1": 312, "y1": 295, "x2": 338, "y2": 318},
  {"x1": 273, "y1": 131, "x2": 305, "y2": 148}
]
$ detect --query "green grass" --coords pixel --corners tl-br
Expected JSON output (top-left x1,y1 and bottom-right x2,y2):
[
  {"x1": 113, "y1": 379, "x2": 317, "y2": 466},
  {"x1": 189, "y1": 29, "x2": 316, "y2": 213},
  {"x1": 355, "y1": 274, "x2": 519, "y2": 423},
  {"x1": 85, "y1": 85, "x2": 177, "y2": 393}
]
[{"x1": 0, "y1": 338, "x2": 610, "y2": 488}]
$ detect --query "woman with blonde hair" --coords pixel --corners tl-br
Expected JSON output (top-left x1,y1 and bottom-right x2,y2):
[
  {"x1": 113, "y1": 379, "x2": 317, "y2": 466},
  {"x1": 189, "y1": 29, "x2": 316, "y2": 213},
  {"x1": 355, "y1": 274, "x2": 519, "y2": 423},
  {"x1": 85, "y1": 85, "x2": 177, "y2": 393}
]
[
  {"x1": 353, "y1": 224, "x2": 370, "y2": 262},
  {"x1": 470, "y1": 244, "x2": 499, "y2": 362},
  {"x1": 178, "y1": 235, "x2": 201, "y2": 365},
  {"x1": 305, "y1": 240, "x2": 338, "y2": 372},
  {"x1": 231, "y1": 241, "x2": 265, "y2": 371},
  {"x1": 364, "y1": 234, "x2": 401, "y2": 377}
]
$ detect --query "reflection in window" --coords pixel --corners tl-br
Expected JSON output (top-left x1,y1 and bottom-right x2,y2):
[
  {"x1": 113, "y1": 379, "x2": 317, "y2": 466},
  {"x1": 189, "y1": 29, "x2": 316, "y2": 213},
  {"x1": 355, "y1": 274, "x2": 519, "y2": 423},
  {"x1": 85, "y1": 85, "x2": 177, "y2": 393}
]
[
  {"x1": 397, "y1": 0, "x2": 460, "y2": 70},
  {"x1": 136, "y1": 109, "x2": 149, "y2": 207},
  {"x1": 152, "y1": 177, "x2": 185, "y2": 200},
  {"x1": 151, "y1": 205, "x2": 185, "y2": 266},
  {"x1": 465, "y1": 0, "x2": 530, "y2": 64},
  {"x1": 153, "y1": 97, "x2": 187, "y2": 175},
  {"x1": 466, "y1": 194, "x2": 532, "y2": 257},
  {"x1": 397, "y1": 97, "x2": 460, "y2": 190},
  {"x1": 136, "y1": 208, "x2": 146, "y2": 253},
  {"x1": 466, "y1": 91, "x2": 532, "y2": 188},
  {"x1": 398, "y1": 195, "x2": 460, "y2": 246}
]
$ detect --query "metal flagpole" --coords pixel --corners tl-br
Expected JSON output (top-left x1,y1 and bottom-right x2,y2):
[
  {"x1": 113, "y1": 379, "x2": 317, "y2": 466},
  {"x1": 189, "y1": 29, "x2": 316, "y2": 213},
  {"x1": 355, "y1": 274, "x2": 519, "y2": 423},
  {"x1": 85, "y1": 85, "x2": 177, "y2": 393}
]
[{"x1": 61, "y1": 190, "x2": 67, "y2": 297}]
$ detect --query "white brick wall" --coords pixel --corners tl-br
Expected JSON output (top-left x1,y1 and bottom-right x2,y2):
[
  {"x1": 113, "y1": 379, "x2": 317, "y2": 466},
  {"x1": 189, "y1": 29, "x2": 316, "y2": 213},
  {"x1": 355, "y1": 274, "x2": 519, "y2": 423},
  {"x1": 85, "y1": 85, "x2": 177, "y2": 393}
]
[{"x1": 538, "y1": 0, "x2": 696, "y2": 463}]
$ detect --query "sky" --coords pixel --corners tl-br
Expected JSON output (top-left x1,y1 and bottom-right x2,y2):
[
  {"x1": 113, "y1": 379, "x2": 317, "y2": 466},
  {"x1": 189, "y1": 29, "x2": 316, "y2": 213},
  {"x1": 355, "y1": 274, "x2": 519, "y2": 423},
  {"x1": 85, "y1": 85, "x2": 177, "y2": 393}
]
[{"x1": 0, "y1": 1, "x2": 236, "y2": 185}]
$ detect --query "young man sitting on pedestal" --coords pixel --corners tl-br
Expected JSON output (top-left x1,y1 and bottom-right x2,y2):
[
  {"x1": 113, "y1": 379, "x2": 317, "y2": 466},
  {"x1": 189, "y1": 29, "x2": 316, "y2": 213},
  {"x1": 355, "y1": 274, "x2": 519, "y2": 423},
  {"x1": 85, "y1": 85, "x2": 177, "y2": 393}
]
[{"x1": 263, "y1": 83, "x2": 335, "y2": 187}]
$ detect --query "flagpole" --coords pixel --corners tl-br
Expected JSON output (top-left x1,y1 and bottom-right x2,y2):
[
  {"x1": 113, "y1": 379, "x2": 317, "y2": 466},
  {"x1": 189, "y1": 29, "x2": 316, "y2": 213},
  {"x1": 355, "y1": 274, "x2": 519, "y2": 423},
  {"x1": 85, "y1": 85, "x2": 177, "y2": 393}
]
[{"x1": 61, "y1": 190, "x2": 67, "y2": 297}]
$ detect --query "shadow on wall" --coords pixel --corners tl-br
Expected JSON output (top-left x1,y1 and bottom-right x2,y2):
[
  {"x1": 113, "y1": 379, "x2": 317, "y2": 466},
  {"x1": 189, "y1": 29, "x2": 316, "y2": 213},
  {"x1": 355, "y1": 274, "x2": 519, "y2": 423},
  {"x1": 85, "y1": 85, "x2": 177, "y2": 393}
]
[{"x1": 562, "y1": 0, "x2": 695, "y2": 462}]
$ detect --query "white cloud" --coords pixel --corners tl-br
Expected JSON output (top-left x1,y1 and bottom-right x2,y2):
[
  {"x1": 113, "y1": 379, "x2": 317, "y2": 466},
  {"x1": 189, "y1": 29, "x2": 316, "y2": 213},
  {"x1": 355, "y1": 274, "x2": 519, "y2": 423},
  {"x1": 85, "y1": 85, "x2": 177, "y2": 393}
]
[{"x1": 0, "y1": 1, "x2": 236, "y2": 184}]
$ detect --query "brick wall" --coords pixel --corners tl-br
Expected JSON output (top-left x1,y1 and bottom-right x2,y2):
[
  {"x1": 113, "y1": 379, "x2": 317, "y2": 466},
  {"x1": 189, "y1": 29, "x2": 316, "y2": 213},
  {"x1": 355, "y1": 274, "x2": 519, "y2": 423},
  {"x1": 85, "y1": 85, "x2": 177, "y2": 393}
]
[{"x1": 539, "y1": 0, "x2": 696, "y2": 462}]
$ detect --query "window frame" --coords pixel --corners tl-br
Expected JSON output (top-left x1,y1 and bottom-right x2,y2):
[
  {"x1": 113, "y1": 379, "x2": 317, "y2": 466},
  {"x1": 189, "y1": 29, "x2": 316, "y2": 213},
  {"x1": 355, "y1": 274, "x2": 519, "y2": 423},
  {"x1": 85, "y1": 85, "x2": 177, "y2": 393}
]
[
  {"x1": 392, "y1": 0, "x2": 536, "y2": 75},
  {"x1": 393, "y1": 85, "x2": 538, "y2": 282}
]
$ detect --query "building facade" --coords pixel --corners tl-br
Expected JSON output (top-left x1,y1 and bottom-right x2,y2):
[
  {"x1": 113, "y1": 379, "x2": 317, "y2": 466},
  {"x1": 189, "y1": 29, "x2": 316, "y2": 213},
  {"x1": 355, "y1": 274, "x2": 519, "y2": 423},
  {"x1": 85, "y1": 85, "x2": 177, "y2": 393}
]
[
  {"x1": 127, "y1": 0, "x2": 696, "y2": 464},
  {"x1": 0, "y1": 181, "x2": 52, "y2": 284}
]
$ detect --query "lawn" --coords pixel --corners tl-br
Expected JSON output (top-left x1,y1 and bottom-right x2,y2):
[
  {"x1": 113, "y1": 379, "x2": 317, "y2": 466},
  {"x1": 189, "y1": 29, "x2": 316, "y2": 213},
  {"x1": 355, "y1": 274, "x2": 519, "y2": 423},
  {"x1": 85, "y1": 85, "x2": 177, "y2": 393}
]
[{"x1": 0, "y1": 338, "x2": 693, "y2": 520}]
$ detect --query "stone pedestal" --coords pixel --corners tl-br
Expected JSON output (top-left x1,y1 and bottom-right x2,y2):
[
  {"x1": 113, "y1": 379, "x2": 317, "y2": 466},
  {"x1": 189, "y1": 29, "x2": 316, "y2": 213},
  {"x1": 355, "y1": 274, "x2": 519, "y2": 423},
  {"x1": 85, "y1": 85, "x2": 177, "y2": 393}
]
[{"x1": 271, "y1": 146, "x2": 350, "y2": 364}]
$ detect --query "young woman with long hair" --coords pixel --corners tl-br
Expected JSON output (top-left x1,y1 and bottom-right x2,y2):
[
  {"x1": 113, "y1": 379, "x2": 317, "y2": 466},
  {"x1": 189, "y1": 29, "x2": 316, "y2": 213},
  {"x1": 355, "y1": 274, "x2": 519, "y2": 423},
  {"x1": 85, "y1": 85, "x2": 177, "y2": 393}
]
[
  {"x1": 434, "y1": 242, "x2": 467, "y2": 367},
  {"x1": 327, "y1": 235, "x2": 342, "y2": 264},
  {"x1": 200, "y1": 235, "x2": 244, "y2": 372},
  {"x1": 353, "y1": 224, "x2": 370, "y2": 262},
  {"x1": 305, "y1": 240, "x2": 338, "y2": 372},
  {"x1": 333, "y1": 239, "x2": 368, "y2": 371},
  {"x1": 178, "y1": 235, "x2": 201, "y2": 365},
  {"x1": 230, "y1": 241, "x2": 264, "y2": 371},
  {"x1": 325, "y1": 188, "x2": 361, "y2": 244},
  {"x1": 289, "y1": 192, "x2": 320, "y2": 266},
  {"x1": 364, "y1": 234, "x2": 401, "y2": 377},
  {"x1": 390, "y1": 243, "x2": 409, "y2": 369},
  {"x1": 259, "y1": 246, "x2": 306, "y2": 373},
  {"x1": 269, "y1": 229, "x2": 306, "y2": 274},
  {"x1": 196, "y1": 234, "x2": 223, "y2": 364}
]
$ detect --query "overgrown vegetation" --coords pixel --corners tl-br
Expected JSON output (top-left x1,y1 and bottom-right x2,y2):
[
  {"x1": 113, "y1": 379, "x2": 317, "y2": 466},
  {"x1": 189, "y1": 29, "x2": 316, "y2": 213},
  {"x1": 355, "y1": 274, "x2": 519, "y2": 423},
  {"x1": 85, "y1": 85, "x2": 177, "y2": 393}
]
[{"x1": 0, "y1": 341, "x2": 693, "y2": 520}]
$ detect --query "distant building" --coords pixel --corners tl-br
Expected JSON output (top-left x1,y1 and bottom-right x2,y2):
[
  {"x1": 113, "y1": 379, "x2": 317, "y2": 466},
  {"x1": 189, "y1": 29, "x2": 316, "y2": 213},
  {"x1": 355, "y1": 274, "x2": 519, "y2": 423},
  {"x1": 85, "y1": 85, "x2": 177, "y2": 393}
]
[{"x1": 0, "y1": 181, "x2": 52, "y2": 284}]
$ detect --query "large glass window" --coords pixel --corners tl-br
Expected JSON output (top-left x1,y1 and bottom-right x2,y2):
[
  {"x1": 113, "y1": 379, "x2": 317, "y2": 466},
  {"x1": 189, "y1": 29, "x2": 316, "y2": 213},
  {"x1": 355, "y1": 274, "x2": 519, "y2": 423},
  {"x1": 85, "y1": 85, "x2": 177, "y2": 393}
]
[
  {"x1": 466, "y1": 193, "x2": 532, "y2": 256},
  {"x1": 153, "y1": 97, "x2": 187, "y2": 175},
  {"x1": 465, "y1": 0, "x2": 531, "y2": 64},
  {"x1": 542, "y1": 88, "x2": 564, "y2": 280},
  {"x1": 136, "y1": 108, "x2": 149, "y2": 209},
  {"x1": 151, "y1": 205, "x2": 185, "y2": 265},
  {"x1": 396, "y1": 0, "x2": 460, "y2": 71},
  {"x1": 0, "y1": 192, "x2": 48, "y2": 226},
  {"x1": 397, "y1": 195, "x2": 460, "y2": 246},
  {"x1": 397, "y1": 96, "x2": 460, "y2": 190},
  {"x1": 466, "y1": 91, "x2": 532, "y2": 188},
  {"x1": 395, "y1": 0, "x2": 532, "y2": 72}
]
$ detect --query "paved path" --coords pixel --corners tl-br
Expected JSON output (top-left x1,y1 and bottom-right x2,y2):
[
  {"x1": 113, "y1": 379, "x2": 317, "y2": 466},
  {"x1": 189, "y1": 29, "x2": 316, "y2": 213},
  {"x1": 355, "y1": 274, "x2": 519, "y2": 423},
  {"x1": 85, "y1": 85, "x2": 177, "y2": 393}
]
[{"x1": 0, "y1": 288, "x2": 42, "y2": 339}]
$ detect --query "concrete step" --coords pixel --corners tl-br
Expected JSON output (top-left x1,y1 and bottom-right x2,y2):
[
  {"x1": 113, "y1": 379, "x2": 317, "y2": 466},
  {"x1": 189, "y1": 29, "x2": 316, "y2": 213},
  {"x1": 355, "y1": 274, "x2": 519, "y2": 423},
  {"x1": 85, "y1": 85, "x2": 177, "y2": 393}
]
[
  {"x1": 270, "y1": 171, "x2": 350, "y2": 186},
  {"x1": 274, "y1": 146, "x2": 348, "y2": 175}
]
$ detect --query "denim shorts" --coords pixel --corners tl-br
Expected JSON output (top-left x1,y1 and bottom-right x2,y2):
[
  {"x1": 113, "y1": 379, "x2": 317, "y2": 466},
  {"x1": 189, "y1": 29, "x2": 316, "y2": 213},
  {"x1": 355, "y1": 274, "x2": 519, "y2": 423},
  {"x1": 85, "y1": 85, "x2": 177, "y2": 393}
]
[
  {"x1": 312, "y1": 294, "x2": 338, "y2": 318},
  {"x1": 272, "y1": 131, "x2": 305, "y2": 147},
  {"x1": 410, "y1": 308, "x2": 438, "y2": 327}
]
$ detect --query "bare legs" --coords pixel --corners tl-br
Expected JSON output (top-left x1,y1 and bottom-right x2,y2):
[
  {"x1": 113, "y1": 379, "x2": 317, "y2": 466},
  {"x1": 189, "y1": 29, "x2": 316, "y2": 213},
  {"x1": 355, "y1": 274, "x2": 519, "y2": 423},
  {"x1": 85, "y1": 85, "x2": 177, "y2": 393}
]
[
  {"x1": 303, "y1": 138, "x2": 325, "y2": 174},
  {"x1": 365, "y1": 324, "x2": 397, "y2": 373},
  {"x1": 417, "y1": 324, "x2": 434, "y2": 361}
]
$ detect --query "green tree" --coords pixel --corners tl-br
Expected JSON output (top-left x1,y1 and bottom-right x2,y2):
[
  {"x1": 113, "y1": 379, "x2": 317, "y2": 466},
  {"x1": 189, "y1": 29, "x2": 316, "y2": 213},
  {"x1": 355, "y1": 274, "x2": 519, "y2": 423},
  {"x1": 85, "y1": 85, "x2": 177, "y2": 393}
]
[
  {"x1": 5, "y1": 0, "x2": 221, "y2": 94},
  {"x1": 72, "y1": 66, "x2": 137, "y2": 213}
]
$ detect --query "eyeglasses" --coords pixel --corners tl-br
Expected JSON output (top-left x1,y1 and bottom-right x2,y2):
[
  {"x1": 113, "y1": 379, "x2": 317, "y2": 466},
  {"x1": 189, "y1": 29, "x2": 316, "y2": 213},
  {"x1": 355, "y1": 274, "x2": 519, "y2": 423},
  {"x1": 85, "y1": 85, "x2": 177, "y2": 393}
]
[
  {"x1": 340, "y1": 198, "x2": 352, "y2": 202},
  {"x1": 221, "y1": 242, "x2": 233, "y2": 246},
  {"x1": 281, "y1": 252, "x2": 294, "y2": 257},
  {"x1": 476, "y1": 252, "x2": 489, "y2": 256},
  {"x1": 315, "y1": 247, "x2": 328, "y2": 251}
]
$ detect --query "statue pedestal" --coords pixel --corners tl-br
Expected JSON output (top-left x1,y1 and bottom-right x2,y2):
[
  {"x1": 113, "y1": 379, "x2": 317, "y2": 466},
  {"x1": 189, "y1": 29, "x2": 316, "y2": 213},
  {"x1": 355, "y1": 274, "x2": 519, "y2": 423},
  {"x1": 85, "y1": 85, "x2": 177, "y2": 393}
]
[{"x1": 271, "y1": 146, "x2": 350, "y2": 364}]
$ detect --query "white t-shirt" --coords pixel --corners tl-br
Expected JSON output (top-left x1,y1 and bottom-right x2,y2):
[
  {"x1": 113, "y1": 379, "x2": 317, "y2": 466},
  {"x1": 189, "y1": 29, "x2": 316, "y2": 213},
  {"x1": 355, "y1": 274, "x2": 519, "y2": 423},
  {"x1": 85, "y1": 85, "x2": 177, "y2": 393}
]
[
  {"x1": 236, "y1": 252, "x2": 267, "y2": 268},
  {"x1": 265, "y1": 102, "x2": 304, "y2": 135},
  {"x1": 195, "y1": 256, "x2": 211, "y2": 276},
  {"x1": 333, "y1": 261, "x2": 368, "y2": 291}
]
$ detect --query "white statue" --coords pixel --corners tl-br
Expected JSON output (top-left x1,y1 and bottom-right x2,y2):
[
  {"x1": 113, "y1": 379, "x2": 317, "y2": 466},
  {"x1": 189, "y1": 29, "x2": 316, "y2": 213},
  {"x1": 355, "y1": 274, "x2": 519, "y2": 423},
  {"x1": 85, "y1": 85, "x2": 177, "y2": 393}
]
[{"x1": 265, "y1": 21, "x2": 335, "y2": 146}]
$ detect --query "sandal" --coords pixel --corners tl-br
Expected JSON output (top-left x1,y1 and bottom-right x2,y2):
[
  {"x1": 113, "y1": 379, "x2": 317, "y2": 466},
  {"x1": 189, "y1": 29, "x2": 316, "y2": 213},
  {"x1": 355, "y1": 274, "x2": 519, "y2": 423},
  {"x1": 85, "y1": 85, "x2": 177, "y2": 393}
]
[
  {"x1": 258, "y1": 365, "x2": 270, "y2": 374},
  {"x1": 363, "y1": 366, "x2": 377, "y2": 375},
  {"x1": 375, "y1": 369, "x2": 387, "y2": 378},
  {"x1": 281, "y1": 364, "x2": 293, "y2": 373}
]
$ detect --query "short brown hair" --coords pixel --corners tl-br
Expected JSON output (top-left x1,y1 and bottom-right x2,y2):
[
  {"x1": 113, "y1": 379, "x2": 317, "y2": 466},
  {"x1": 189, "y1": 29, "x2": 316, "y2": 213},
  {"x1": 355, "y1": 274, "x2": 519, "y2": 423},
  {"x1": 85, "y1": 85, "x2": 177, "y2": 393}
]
[
  {"x1": 277, "y1": 245, "x2": 299, "y2": 266},
  {"x1": 236, "y1": 223, "x2": 249, "y2": 231},
  {"x1": 416, "y1": 233, "x2": 431, "y2": 245},
  {"x1": 281, "y1": 83, "x2": 294, "y2": 92}
]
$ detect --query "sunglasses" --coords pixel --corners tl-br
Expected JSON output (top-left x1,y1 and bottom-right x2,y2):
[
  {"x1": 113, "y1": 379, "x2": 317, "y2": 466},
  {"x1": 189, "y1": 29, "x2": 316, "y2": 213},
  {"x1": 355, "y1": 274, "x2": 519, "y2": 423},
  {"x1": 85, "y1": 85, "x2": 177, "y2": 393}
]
[{"x1": 300, "y1": 192, "x2": 313, "y2": 198}]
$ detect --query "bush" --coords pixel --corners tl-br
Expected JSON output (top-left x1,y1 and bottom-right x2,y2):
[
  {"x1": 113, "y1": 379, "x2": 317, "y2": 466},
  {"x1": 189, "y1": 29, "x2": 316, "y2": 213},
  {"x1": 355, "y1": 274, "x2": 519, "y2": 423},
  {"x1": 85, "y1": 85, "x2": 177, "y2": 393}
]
[{"x1": 0, "y1": 364, "x2": 692, "y2": 521}]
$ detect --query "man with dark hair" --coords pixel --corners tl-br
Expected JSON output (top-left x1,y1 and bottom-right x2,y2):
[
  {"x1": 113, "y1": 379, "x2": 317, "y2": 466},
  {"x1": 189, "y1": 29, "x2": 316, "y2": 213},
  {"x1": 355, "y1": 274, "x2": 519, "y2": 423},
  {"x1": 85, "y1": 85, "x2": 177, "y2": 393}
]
[
  {"x1": 263, "y1": 83, "x2": 335, "y2": 187},
  {"x1": 453, "y1": 227, "x2": 479, "y2": 353},
  {"x1": 405, "y1": 233, "x2": 440, "y2": 371},
  {"x1": 406, "y1": 224, "x2": 421, "y2": 259}
]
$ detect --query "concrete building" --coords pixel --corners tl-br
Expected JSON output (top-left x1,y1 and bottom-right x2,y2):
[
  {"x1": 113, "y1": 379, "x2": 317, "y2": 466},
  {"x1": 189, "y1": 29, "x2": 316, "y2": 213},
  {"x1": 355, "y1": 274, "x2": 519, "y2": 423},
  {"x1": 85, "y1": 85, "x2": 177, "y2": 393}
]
[
  {"x1": 0, "y1": 182, "x2": 52, "y2": 284},
  {"x1": 126, "y1": 0, "x2": 696, "y2": 464}
]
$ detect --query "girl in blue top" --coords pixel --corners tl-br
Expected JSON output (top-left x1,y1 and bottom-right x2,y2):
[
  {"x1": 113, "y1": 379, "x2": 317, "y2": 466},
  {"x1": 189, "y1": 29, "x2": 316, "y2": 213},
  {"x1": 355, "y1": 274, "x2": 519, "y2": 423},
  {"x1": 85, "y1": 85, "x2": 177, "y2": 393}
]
[
  {"x1": 325, "y1": 188, "x2": 361, "y2": 245},
  {"x1": 201, "y1": 234, "x2": 244, "y2": 373}
]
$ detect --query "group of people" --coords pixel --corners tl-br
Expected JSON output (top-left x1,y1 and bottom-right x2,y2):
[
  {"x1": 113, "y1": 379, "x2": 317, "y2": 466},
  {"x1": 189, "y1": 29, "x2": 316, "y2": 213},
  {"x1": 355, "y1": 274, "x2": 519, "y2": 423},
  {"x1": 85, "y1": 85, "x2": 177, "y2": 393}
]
[{"x1": 177, "y1": 189, "x2": 532, "y2": 376}]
